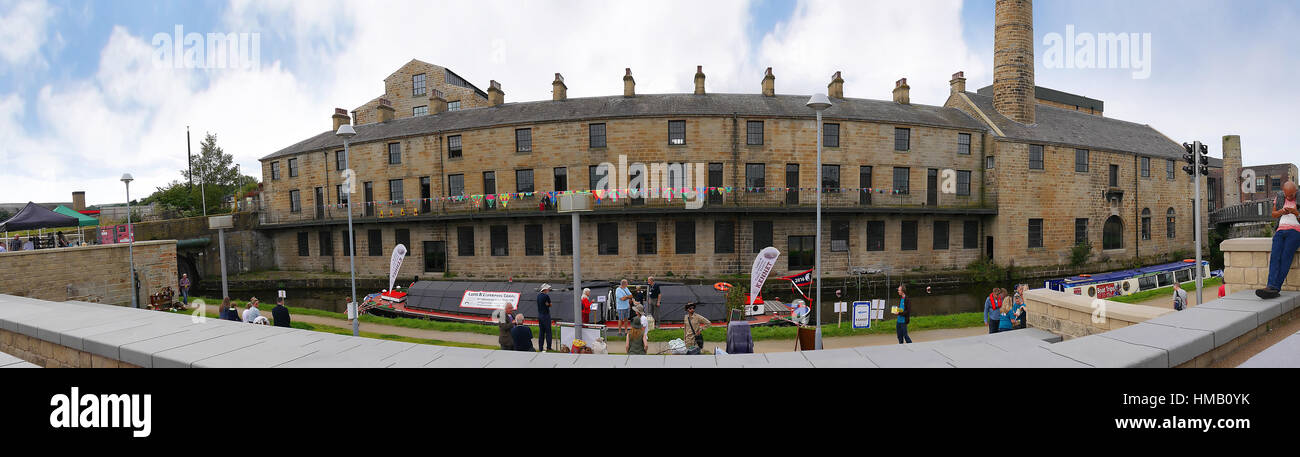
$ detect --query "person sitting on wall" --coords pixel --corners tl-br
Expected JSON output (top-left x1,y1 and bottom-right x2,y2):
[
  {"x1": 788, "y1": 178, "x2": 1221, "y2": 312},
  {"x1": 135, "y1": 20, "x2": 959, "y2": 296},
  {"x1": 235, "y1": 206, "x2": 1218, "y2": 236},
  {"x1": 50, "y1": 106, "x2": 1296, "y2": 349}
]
[
  {"x1": 242, "y1": 297, "x2": 262, "y2": 323},
  {"x1": 272, "y1": 297, "x2": 291, "y2": 328},
  {"x1": 1257, "y1": 181, "x2": 1300, "y2": 299},
  {"x1": 510, "y1": 314, "x2": 533, "y2": 352}
]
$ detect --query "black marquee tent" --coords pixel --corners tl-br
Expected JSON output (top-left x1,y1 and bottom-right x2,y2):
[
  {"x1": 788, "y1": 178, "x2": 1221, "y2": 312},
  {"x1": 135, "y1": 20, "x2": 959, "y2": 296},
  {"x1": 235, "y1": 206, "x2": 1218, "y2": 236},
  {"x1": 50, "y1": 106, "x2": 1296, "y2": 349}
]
[{"x1": 0, "y1": 202, "x2": 79, "y2": 232}]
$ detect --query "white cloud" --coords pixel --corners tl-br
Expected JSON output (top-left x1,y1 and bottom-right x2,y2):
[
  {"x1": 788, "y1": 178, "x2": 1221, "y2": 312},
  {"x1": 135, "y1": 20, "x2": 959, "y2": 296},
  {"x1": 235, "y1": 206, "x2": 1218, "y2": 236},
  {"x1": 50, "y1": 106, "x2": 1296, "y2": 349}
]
[{"x1": 0, "y1": 0, "x2": 54, "y2": 70}]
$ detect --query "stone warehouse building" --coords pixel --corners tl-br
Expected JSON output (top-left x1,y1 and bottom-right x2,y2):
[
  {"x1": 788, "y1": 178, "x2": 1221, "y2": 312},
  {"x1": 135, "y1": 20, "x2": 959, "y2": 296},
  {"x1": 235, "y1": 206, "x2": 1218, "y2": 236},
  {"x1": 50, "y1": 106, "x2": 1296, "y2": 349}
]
[{"x1": 257, "y1": 0, "x2": 1215, "y2": 280}]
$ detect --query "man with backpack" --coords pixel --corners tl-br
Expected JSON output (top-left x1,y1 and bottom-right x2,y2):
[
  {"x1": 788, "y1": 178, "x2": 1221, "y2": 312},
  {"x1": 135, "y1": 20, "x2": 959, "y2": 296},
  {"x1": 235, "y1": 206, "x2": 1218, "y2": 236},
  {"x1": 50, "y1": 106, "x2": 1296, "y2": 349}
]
[{"x1": 1173, "y1": 286, "x2": 1188, "y2": 311}]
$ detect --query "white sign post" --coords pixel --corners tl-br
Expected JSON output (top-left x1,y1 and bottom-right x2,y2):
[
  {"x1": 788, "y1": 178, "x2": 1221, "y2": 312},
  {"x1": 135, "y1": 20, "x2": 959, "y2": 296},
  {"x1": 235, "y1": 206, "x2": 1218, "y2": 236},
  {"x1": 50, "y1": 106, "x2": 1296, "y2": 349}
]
[{"x1": 852, "y1": 301, "x2": 872, "y2": 329}]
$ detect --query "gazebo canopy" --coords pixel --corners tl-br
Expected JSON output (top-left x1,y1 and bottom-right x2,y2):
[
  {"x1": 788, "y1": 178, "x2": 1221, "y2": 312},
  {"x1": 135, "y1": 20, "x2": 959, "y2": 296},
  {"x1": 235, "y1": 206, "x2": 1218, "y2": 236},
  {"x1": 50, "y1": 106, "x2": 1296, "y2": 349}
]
[
  {"x1": 0, "y1": 202, "x2": 80, "y2": 231},
  {"x1": 53, "y1": 205, "x2": 99, "y2": 227}
]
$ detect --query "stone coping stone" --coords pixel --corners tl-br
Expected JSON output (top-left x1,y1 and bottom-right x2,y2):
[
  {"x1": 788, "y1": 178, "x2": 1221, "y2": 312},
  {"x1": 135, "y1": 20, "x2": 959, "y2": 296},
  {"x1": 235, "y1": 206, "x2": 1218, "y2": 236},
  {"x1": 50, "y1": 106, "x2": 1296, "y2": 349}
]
[
  {"x1": 1047, "y1": 334, "x2": 1169, "y2": 368},
  {"x1": 0, "y1": 350, "x2": 39, "y2": 368},
  {"x1": 482, "y1": 349, "x2": 540, "y2": 368},
  {"x1": 569, "y1": 354, "x2": 630, "y2": 368},
  {"x1": 118, "y1": 323, "x2": 260, "y2": 367},
  {"x1": 1095, "y1": 322, "x2": 1215, "y2": 367},
  {"x1": 381, "y1": 345, "x2": 449, "y2": 368},
  {"x1": 802, "y1": 348, "x2": 879, "y2": 368},
  {"x1": 281, "y1": 339, "x2": 412, "y2": 368},
  {"x1": 192, "y1": 339, "x2": 322, "y2": 368},
  {"x1": 1024, "y1": 288, "x2": 1172, "y2": 323},
  {"x1": 1220, "y1": 237, "x2": 1273, "y2": 252},
  {"x1": 419, "y1": 346, "x2": 492, "y2": 368},
  {"x1": 59, "y1": 312, "x2": 180, "y2": 352},
  {"x1": 1202, "y1": 290, "x2": 1297, "y2": 322},
  {"x1": 857, "y1": 344, "x2": 954, "y2": 368},
  {"x1": 1238, "y1": 331, "x2": 1300, "y2": 368},
  {"x1": 949, "y1": 347, "x2": 1092, "y2": 368},
  {"x1": 527, "y1": 352, "x2": 579, "y2": 368},
  {"x1": 81, "y1": 317, "x2": 208, "y2": 362},
  {"x1": 623, "y1": 354, "x2": 668, "y2": 368},
  {"x1": 662, "y1": 353, "x2": 717, "y2": 368},
  {"x1": 1141, "y1": 306, "x2": 1258, "y2": 347},
  {"x1": 759, "y1": 351, "x2": 815, "y2": 368}
]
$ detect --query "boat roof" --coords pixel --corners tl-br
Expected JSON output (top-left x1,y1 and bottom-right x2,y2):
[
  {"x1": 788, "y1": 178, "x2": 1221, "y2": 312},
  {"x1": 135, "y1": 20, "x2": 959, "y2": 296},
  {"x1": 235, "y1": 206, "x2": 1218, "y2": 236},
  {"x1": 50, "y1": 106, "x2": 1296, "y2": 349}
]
[
  {"x1": 1058, "y1": 260, "x2": 1207, "y2": 285},
  {"x1": 403, "y1": 280, "x2": 727, "y2": 322}
]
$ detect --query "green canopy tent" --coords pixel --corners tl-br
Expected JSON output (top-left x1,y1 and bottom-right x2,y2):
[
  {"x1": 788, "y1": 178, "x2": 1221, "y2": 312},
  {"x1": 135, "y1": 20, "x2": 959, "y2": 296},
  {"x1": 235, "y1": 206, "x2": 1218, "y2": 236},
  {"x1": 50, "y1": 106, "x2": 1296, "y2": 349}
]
[{"x1": 53, "y1": 206, "x2": 99, "y2": 227}]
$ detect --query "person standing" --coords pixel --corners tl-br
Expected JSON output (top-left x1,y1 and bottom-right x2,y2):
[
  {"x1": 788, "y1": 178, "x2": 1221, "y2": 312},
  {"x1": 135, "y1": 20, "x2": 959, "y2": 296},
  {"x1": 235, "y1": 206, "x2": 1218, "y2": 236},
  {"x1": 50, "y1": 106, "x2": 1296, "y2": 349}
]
[
  {"x1": 999, "y1": 294, "x2": 1016, "y2": 333},
  {"x1": 242, "y1": 297, "x2": 261, "y2": 323},
  {"x1": 896, "y1": 284, "x2": 912, "y2": 344},
  {"x1": 536, "y1": 284, "x2": 553, "y2": 352},
  {"x1": 1011, "y1": 292, "x2": 1027, "y2": 329},
  {"x1": 272, "y1": 297, "x2": 291, "y2": 328},
  {"x1": 497, "y1": 308, "x2": 515, "y2": 350},
  {"x1": 1258, "y1": 181, "x2": 1300, "y2": 299},
  {"x1": 56, "y1": 231, "x2": 70, "y2": 248},
  {"x1": 580, "y1": 288, "x2": 592, "y2": 325},
  {"x1": 614, "y1": 279, "x2": 637, "y2": 336},
  {"x1": 510, "y1": 314, "x2": 534, "y2": 352},
  {"x1": 1173, "y1": 285, "x2": 1188, "y2": 311},
  {"x1": 983, "y1": 288, "x2": 1004, "y2": 334},
  {"x1": 178, "y1": 273, "x2": 191, "y2": 306},
  {"x1": 626, "y1": 305, "x2": 648, "y2": 355},
  {"x1": 646, "y1": 276, "x2": 662, "y2": 321},
  {"x1": 682, "y1": 302, "x2": 710, "y2": 354}
]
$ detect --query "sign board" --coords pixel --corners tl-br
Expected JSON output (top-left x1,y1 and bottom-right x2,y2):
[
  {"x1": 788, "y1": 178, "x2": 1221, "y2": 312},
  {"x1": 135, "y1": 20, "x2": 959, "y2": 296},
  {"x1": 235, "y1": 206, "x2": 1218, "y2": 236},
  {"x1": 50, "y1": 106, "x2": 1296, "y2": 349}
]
[
  {"x1": 208, "y1": 215, "x2": 234, "y2": 230},
  {"x1": 556, "y1": 192, "x2": 593, "y2": 212},
  {"x1": 1096, "y1": 282, "x2": 1117, "y2": 299},
  {"x1": 277, "y1": 290, "x2": 286, "y2": 299},
  {"x1": 852, "y1": 301, "x2": 872, "y2": 329},
  {"x1": 834, "y1": 301, "x2": 847, "y2": 312},
  {"x1": 459, "y1": 290, "x2": 521, "y2": 310}
]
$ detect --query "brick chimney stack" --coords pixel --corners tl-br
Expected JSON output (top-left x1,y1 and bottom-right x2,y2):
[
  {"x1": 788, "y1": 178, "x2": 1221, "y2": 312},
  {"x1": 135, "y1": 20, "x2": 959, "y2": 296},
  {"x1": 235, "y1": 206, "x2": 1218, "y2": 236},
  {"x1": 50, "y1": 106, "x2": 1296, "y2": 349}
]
[
  {"x1": 761, "y1": 67, "x2": 775, "y2": 97},
  {"x1": 828, "y1": 71, "x2": 844, "y2": 99},
  {"x1": 694, "y1": 66, "x2": 706, "y2": 95},
  {"x1": 892, "y1": 78, "x2": 910, "y2": 105},
  {"x1": 72, "y1": 191, "x2": 85, "y2": 211},
  {"x1": 552, "y1": 73, "x2": 567, "y2": 101},
  {"x1": 1223, "y1": 135, "x2": 1243, "y2": 205},
  {"x1": 332, "y1": 108, "x2": 350, "y2": 131},
  {"x1": 993, "y1": 0, "x2": 1035, "y2": 124},
  {"x1": 949, "y1": 71, "x2": 967, "y2": 94},
  {"x1": 488, "y1": 80, "x2": 504, "y2": 106},
  {"x1": 429, "y1": 89, "x2": 448, "y2": 114},
  {"x1": 376, "y1": 98, "x2": 395, "y2": 123},
  {"x1": 623, "y1": 68, "x2": 635, "y2": 97}
]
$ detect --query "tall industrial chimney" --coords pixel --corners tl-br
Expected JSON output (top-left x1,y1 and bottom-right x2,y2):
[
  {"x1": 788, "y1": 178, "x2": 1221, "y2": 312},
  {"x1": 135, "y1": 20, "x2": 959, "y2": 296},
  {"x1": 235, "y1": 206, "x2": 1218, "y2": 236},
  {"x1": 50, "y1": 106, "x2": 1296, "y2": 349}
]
[
  {"x1": 1223, "y1": 135, "x2": 1243, "y2": 205},
  {"x1": 993, "y1": 0, "x2": 1035, "y2": 124}
]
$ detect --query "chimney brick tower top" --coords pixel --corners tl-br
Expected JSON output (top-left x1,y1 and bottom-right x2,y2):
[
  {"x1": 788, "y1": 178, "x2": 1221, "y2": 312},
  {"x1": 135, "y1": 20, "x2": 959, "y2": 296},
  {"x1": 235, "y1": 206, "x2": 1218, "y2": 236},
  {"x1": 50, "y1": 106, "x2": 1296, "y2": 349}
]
[
  {"x1": 1223, "y1": 135, "x2": 1243, "y2": 205},
  {"x1": 993, "y1": 0, "x2": 1035, "y2": 124}
]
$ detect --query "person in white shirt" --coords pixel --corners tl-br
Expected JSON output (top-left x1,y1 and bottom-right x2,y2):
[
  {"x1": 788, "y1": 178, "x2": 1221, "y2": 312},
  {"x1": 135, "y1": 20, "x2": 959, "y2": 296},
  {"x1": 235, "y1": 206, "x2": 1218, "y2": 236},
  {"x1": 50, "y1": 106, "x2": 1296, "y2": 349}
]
[
  {"x1": 242, "y1": 297, "x2": 262, "y2": 323},
  {"x1": 1173, "y1": 286, "x2": 1188, "y2": 311}
]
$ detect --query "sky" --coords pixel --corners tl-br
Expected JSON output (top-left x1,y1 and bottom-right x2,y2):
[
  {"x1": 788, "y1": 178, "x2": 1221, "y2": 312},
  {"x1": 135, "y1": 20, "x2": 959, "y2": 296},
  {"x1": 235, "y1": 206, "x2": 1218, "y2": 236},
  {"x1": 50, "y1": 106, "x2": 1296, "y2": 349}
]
[{"x1": 0, "y1": 0, "x2": 1297, "y2": 205}]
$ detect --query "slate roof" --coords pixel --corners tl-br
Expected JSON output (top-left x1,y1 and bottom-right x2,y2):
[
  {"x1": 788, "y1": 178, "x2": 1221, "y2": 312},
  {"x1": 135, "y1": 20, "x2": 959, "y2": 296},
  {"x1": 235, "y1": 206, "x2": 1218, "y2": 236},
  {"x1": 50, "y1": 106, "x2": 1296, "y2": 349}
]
[
  {"x1": 963, "y1": 91, "x2": 1188, "y2": 161},
  {"x1": 261, "y1": 93, "x2": 989, "y2": 161},
  {"x1": 976, "y1": 84, "x2": 1104, "y2": 113}
]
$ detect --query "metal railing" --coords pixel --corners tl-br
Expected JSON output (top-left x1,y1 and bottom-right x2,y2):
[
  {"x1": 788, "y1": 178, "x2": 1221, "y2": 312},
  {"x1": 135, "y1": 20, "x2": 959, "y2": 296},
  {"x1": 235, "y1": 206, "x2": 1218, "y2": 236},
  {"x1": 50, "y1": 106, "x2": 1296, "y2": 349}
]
[{"x1": 1209, "y1": 200, "x2": 1272, "y2": 225}]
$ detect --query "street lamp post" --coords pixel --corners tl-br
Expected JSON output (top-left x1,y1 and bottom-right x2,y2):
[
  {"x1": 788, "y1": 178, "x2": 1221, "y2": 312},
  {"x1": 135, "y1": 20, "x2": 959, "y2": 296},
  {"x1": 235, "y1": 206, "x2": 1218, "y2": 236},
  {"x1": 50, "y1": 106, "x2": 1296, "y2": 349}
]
[
  {"x1": 337, "y1": 124, "x2": 359, "y2": 336},
  {"x1": 121, "y1": 173, "x2": 137, "y2": 309},
  {"x1": 806, "y1": 93, "x2": 832, "y2": 350}
]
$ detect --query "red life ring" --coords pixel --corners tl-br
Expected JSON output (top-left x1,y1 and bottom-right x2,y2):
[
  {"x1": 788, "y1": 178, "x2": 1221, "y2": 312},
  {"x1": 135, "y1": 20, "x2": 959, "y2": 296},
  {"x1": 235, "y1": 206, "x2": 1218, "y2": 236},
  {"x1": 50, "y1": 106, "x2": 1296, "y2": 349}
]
[
  {"x1": 1183, "y1": 259, "x2": 1195, "y2": 263},
  {"x1": 714, "y1": 282, "x2": 732, "y2": 292}
]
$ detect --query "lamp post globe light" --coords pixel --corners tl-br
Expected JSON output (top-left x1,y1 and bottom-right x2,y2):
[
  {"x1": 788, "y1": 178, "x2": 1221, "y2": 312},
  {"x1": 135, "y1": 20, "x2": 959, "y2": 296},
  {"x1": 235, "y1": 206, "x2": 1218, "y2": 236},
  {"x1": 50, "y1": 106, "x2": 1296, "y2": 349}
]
[
  {"x1": 121, "y1": 173, "x2": 138, "y2": 309},
  {"x1": 806, "y1": 93, "x2": 831, "y2": 350},
  {"x1": 336, "y1": 124, "x2": 360, "y2": 336}
]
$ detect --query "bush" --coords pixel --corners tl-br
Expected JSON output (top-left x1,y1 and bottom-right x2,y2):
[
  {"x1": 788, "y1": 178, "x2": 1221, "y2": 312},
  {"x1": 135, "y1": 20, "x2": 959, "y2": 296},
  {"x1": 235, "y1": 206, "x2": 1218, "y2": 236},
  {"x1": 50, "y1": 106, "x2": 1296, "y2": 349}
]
[
  {"x1": 1069, "y1": 241, "x2": 1092, "y2": 266},
  {"x1": 965, "y1": 258, "x2": 1006, "y2": 283}
]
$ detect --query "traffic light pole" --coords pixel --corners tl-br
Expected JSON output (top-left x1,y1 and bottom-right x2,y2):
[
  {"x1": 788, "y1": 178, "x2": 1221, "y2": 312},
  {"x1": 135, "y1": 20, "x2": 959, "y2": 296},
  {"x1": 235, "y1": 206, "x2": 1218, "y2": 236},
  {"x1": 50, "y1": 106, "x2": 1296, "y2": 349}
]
[{"x1": 1193, "y1": 141, "x2": 1204, "y2": 306}]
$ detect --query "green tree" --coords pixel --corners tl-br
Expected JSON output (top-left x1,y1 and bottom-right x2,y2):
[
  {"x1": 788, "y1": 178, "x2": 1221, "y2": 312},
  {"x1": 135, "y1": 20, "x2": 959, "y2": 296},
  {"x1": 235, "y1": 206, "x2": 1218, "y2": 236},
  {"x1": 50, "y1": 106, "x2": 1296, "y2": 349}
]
[{"x1": 143, "y1": 132, "x2": 258, "y2": 218}]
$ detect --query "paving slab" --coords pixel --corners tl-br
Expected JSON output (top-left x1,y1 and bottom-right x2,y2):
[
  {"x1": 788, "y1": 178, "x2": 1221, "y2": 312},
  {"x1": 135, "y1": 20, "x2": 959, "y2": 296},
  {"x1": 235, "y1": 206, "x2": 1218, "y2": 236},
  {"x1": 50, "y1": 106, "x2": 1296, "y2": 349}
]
[
  {"x1": 802, "y1": 348, "x2": 878, "y2": 368},
  {"x1": 950, "y1": 347, "x2": 1092, "y2": 368},
  {"x1": 761, "y1": 351, "x2": 814, "y2": 368},
  {"x1": 1218, "y1": 290, "x2": 1299, "y2": 314},
  {"x1": 931, "y1": 342, "x2": 1009, "y2": 365},
  {"x1": 714, "y1": 352, "x2": 770, "y2": 368},
  {"x1": 1142, "y1": 306, "x2": 1258, "y2": 347},
  {"x1": 1238, "y1": 331, "x2": 1300, "y2": 368},
  {"x1": 281, "y1": 339, "x2": 411, "y2": 367},
  {"x1": 623, "y1": 355, "x2": 667, "y2": 368},
  {"x1": 1196, "y1": 296, "x2": 1285, "y2": 327},
  {"x1": 80, "y1": 317, "x2": 209, "y2": 361},
  {"x1": 570, "y1": 354, "x2": 629, "y2": 368},
  {"x1": 17, "y1": 308, "x2": 133, "y2": 343},
  {"x1": 662, "y1": 354, "x2": 717, "y2": 368},
  {"x1": 981, "y1": 333, "x2": 1056, "y2": 353},
  {"x1": 857, "y1": 344, "x2": 955, "y2": 368},
  {"x1": 1097, "y1": 322, "x2": 1216, "y2": 367},
  {"x1": 1048, "y1": 335, "x2": 1169, "y2": 368},
  {"x1": 191, "y1": 340, "x2": 322, "y2": 368},
  {"x1": 380, "y1": 344, "x2": 448, "y2": 368},
  {"x1": 59, "y1": 312, "x2": 181, "y2": 351},
  {"x1": 482, "y1": 350, "x2": 539, "y2": 367},
  {"x1": 117, "y1": 322, "x2": 258, "y2": 367},
  {"x1": 527, "y1": 352, "x2": 578, "y2": 368},
  {"x1": 150, "y1": 327, "x2": 269, "y2": 368}
]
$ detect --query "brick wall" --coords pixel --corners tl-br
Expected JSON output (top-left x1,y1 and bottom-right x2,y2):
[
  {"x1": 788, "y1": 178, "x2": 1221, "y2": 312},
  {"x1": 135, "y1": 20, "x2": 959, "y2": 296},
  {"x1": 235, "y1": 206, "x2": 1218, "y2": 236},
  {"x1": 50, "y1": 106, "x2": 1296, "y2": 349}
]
[
  {"x1": 0, "y1": 329, "x2": 140, "y2": 368},
  {"x1": 0, "y1": 240, "x2": 177, "y2": 306}
]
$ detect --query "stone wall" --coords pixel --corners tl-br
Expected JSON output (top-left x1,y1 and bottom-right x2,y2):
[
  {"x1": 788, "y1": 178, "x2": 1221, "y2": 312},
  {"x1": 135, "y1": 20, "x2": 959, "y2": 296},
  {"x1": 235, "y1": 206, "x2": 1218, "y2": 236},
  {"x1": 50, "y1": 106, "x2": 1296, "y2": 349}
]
[
  {"x1": 0, "y1": 329, "x2": 140, "y2": 368},
  {"x1": 1024, "y1": 288, "x2": 1172, "y2": 340},
  {"x1": 0, "y1": 240, "x2": 177, "y2": 306},
  {"x1": 1221, "y1": 237, "x2": 1299, "y2": 294}
]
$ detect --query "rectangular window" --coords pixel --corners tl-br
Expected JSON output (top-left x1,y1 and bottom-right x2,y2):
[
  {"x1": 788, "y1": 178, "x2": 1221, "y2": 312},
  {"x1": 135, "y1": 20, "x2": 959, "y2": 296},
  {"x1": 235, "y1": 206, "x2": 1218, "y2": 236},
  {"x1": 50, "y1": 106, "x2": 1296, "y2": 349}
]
[
  {"x1": 901, "y1": 221, "x2": 917, "y2": 251},
  {"x1": 957, "y1": 170, "x2": 971, "y2": 196},
  {"x1": 289, "y1": 190, "x2": 301, "y2": 212},
  {"x1": 589, "y1": 123, "x2": 606, "y2": 148},
  {"x1": 1109, "y1": 164, "x2": 1119, "y2": 187},
  {"x1": 823, "y1": 123, "x2": 839, "y2": 148},
  {"x1": 1075, "y1": 218, "x2": 1089, "y2": 245},
  {"x1": 482, "y1": 171, "x2": 497, "y2": 195},
  {"x1": 786, "y1": 164, "x2": 799, "y2": 204},
  {"x1": 963, "y1": 221, "x2": 978, "y2": 249},
  {"x1": 412, "y1": 73, "x2": 426, "y2": 96},
  {"x1": 894, "y1": 127, "x2": 910, "y2": 151},
  {"x1": 715, "y1": 221, "x2": 735, "y2": 254},
  {"x1": 1029, "y1": 144, "x2": 1044, "y2": 170},
  {"x1": 753, "y1": 221, "x2": 773, "y2": 253},
  {"x1": 271, "y1": 161, "x2": 280, "y2": 180},
  {"x1": 413, "y1": 105, "x2": 427, "y2": 117},
  {"x1": 297, "y1": 232, "x2": 309, "y2": 256},
  {"x1": 515, "y1": 128, "x2": 532, "y2": 153},
  {"x1": 675, "y1": 220, "x2": 695, "y2": 254},
  {"x1": 637, "y1": 222, "x2": 657, "y2": 255},
  {"x1": 388, "y1": 143, "x2": 401, "y2": 164},
  {"x1": 341, "y1": 231, "x2": 354, "y2": 257},
  {"x1": 335, "y1": 150, "x2": 346, "y2": 171},
  {"x1": 448, "y1": 135, "x2": 462, "y2": 159},
  {"x1": 389, "y1": 179, "x2": 403, "y2": 201},
  {"x1": 447, "y1": 174, "x2": 465, "y2": 196},
  {"x1": 598, "y1": 222, "x2": 618, "y2": 255},
  {"x1": 787, "y1": 236, "x2": 815, "y2": 270},
  {"x1": 367, "y1": 229, "x2": 382, "y2": 256},
  {"x1": 1076, "y1": 149, "x2": 1089, "y2": 172},
  {"x1": 1141, "y1": 156, "x2": 1151, "y2": 177},
  {"x1": 490, "y1": 225, "x2": 508, "y2": 256},
  {"x1": 553, "y1": 167, "x2": 568, "y2": 192},
  {"x1": 831, "y1": 220, "x2": 849, "y2": 252},
  {"x1": 419, "y1": 177, "x2": 431, "y2": 213},
  {"x1": 457, "y1": 226, "x2": 474, "y2": 256},
  {"x1": 1028, "y1": 219, "x2": 1044, "y2": 248},
  {"x1": 745, "y1": 163, "x2": 765, "y2": 190},
  {"x1": 1167, "y1": 159, "x2": 1175, "y2": 180},
  {"x1": 524, "y1": 224, "x2": 543, "y2": 256},
  {"x1": 318, "y1": 231, "x2": 333, "y2": 256},
  {"x1": 515, "y1": 169, "x2": 534, "y2": 193},
  {"x1": 363, "y1": 181, "x2": 374, "y2": 217},
  {"x1": 958, "y1": 133, "x2": 971, "y2": 155},
  {"x1": 668, "y1": 120, "x2": 686, "y2": 145},
  {"x1": 423, "y1": 241, "x2": 446, "y2": 273},
  {"x1": 559, "y1": 224, "x2": 572, "y2": 256},
  {"x1": 395, "y1": 229, "x2": 410, "y2": 251},
  {"x1": 893, "y1": 167, "x2": 910, "y2": 194},
  {"x1": 288, "y1": 158, "x2": 299, "y2": 177},
  {"x1": 589, "y1": 165, "x2": 607, "y2": 191},
  {"x1": 986, "y1": 155, "x2": 995, "y2": 169},
  {"x1": 822, "y1": 164, "x2": 840, "y2": 194},
  {"x1": 746, "y1": 121, "x2": 764, "y2": 145},
  {"x1": 859, "y1": 166, "x2": 873, "y2": 205},
  {"x1": 707, "y1": 163, "x2": 723, "y2": 205},
  {"x1": 447, "y1": 100, "x2": 461, "y2": 111},
  {"x1": 933, "y1": 221, "x2": 949, "y2": 250},
  {"x1": 867, "y1": 221, "x2": 885, "y2": 252}
]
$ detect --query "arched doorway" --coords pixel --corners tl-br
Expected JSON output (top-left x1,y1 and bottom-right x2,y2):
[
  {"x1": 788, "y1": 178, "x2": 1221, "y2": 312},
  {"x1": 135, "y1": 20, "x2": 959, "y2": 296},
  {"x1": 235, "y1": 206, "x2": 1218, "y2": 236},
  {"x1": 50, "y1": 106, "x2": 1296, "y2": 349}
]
[{"x1": 1103, "y1": 216, "x2": 1124, "y2": 250}]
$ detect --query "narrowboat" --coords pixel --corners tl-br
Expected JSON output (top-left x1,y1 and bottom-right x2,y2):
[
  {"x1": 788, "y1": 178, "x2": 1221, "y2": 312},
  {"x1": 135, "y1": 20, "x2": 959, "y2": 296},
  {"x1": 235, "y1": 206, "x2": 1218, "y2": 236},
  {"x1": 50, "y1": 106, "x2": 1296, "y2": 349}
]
[{"x1": 1045, "y1": 260, "x2": 1214, "y2": 299}]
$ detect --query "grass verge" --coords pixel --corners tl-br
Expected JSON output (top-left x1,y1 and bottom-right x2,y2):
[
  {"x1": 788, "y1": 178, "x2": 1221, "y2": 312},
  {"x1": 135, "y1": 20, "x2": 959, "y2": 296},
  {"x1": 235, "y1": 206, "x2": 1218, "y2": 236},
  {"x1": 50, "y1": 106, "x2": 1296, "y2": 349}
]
[{"x1": 1105, "y1": 277, "x2": 1224, "y2": 304}]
